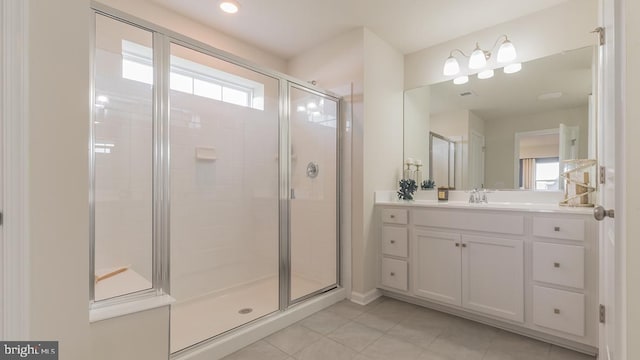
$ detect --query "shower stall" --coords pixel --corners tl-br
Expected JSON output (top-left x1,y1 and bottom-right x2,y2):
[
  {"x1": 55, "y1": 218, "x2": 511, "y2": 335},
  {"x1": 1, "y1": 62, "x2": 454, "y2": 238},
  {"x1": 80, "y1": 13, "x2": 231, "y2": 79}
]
[{"x1": 91, "y1": 10, "x2": 341, "y2": 355}]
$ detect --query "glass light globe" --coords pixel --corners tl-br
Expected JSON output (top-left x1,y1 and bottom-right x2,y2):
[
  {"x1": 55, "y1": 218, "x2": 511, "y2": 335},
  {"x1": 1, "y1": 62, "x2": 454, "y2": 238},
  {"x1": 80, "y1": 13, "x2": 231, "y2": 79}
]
[
  {"x1": 497, "y1": 40, "x2": 517, "y2": 63},
  {"x1": 469, "y1": 46, "x2": 487, "y2": 70},
  {"x1": 453, "y1": 76, "x2": 469, "y2": 85},
  {"x1": 443, "y1": 56, "x2": 460, "y2": 76}
]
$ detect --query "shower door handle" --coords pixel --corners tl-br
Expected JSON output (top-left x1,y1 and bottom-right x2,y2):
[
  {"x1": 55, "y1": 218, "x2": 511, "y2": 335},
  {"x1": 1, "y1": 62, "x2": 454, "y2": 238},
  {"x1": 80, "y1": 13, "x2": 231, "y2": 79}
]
[{"x1": 291, "y1": 188, "x2": 296, "y2": 199}]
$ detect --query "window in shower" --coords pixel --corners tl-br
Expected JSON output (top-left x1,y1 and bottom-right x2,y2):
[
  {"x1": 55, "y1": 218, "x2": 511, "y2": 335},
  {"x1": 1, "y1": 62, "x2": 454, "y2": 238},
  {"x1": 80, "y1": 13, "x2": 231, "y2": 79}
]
[
  {"x1": 289, "y1": 85, "x2": 339, "y2": 303},
  {"x1": 121, "y1": 40, "x2": 264, "y2": 110},
  {"x1": 91, "y1": 14, "x2": 155, "y2": 302},
  {"x1": 168, "y1": 43, "x2": 280, "y2": 352}
]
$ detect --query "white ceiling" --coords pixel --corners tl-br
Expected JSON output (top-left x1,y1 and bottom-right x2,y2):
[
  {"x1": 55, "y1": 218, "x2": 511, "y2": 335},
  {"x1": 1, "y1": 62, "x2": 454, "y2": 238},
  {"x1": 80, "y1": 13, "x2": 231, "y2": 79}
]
[{"x1": 149, "y1": 0, "x2": 570, "y2": 59}]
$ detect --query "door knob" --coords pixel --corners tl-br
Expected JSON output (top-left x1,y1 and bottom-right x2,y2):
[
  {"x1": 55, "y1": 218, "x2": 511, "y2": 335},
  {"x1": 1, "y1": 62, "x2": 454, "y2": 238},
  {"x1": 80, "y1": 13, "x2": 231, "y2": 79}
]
[{"x1": 594, "y1": 206, "x2": 615, "y2": 221}]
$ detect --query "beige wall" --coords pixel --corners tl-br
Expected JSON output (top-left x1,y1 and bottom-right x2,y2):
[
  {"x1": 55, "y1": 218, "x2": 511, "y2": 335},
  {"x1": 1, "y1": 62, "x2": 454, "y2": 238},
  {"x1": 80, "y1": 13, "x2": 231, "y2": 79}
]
[
  {"x1": 624, "y1": 0, "x2": 640, "y2": 358},
  {"x1": 28, "y1": 1, "x2": 91, "y2": 358},
  {"x1": 405, "y1": 0, "x2": 597, "y2": 89},
  {"x1": 360, "y1": 29, "x2": 404, "y2": 293},
  {"x1": 287, "y1": 28, "x2": 404, "y2": 297},
  {"x1": 484, "y1": 106, "x2": 588, "y2": 189}
]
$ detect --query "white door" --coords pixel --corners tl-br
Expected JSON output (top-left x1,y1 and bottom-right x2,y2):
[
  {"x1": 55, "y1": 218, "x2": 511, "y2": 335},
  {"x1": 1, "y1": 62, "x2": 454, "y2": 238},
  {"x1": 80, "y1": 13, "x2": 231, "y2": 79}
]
[
  {"x1": 461, "y1": 235, "x2": 524, "y2": 323},
  {"x1": 413, "y1": 230, "x2": 461, "y2": 306},
  {"x1": 597, "y1": 0, "x2": 619, "y2": 358}
]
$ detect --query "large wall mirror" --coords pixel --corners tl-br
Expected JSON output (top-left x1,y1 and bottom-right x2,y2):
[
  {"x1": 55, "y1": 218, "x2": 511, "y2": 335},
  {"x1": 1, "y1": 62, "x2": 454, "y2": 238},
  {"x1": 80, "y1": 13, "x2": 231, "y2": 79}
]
[{"x1": 404, "y1": 45, "x2": 595, "y2": 191}]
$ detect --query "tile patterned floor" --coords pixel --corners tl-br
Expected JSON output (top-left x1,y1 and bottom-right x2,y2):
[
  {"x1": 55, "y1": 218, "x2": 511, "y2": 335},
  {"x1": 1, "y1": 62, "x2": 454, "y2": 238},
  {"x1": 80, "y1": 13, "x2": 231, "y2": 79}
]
[{"x1": 222, "y1": 296, "x2": 596, "y2": 360}]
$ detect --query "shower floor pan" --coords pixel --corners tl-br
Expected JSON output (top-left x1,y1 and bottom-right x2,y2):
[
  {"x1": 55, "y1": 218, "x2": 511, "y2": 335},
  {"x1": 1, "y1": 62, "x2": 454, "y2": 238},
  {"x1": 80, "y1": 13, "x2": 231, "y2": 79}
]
[{"x1": 170, "y1": 274, "x2": 323, "y2": 353}]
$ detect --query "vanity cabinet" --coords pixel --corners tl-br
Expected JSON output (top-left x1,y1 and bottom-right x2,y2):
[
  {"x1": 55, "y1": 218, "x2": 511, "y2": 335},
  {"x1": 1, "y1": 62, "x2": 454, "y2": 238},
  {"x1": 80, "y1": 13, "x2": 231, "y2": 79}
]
[
  {"x1": 413, "y1": 230, "x2": 524, "y2": 323},
  {"x1": 376, "y1": 204, "x2": 598, "y2": 352}
]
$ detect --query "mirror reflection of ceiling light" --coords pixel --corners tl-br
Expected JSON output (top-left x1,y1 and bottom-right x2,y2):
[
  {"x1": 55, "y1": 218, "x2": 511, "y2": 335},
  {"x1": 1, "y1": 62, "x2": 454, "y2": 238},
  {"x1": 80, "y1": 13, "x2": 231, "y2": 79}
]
[
  {"x1": 443, "y1": 35, "x2": 519, "y2": 84},
  {"x1": 477, "y1": 69, "x2": 494, "y2": 80},
  {"x1": 537, "y1": 91, "x2": 563, "y2": 100},
  {"x1": 297, "y1": 105, "x2": 306, "y2": 112},
  {"x1": 219, "y1": 0, "x2": 240, "y2": 14},
  {"x1": 453, "y1": 76, "x2": 469, "y2": 85},
  {"x1": 96, "y1": 95, "x2": 110, "y2": 103},
  {"x1": 503, "y1": 63, "x2": 522, "y2": 74},
  {"x1": 307, "y1": 102, "x2": 317, "y2": 109}
]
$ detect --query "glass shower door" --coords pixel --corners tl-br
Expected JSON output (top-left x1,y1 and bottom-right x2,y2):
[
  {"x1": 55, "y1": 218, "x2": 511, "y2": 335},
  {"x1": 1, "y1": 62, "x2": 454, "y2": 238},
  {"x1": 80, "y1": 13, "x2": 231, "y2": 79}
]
[
  {"x1": 168, "y1": 43, "x2": 280, "y2": 352},
  {"x1": 289, "y1": 85, "x2": 339, "y2": 302}
]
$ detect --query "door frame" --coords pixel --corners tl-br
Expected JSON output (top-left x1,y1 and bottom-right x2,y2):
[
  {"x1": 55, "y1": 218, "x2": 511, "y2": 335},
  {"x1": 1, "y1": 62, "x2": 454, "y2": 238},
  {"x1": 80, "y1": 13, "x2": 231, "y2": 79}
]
[{"x1": 1, "y1": 0, "x2": 30, "y2": 340}]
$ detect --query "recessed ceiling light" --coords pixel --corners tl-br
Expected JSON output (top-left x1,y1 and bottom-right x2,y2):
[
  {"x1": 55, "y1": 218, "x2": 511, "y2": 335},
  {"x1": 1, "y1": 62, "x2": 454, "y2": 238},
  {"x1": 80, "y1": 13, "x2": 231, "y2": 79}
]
[
  {"x1": 219, "y1": 0, "x2": 240, "y2": 14},
  {"x1": 538, "y1": 91, "x2": 563, "y2": 100}
]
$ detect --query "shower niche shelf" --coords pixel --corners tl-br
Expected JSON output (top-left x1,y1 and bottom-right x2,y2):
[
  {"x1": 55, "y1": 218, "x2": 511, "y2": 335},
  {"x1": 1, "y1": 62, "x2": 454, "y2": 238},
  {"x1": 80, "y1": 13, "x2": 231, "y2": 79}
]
[{"x1": 195, "y1": 147, "x2": 217, "y2": 161}]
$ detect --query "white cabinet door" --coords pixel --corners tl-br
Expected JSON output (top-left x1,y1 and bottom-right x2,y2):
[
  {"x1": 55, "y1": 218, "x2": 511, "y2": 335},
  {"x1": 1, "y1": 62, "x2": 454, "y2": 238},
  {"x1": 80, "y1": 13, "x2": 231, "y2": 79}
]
[
  {"x1": 462, "y1": 235, "x2": 524, "y2": 323},
  {"x1": 413, "y1": 230, "x2": 461, "y2": 306}
]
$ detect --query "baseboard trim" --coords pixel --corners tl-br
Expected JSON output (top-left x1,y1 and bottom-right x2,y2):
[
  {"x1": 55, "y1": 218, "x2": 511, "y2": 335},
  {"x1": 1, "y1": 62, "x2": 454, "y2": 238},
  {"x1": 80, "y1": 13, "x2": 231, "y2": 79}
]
[{"x1": 350, "y1": 288, "x2": 382, "y2": 306}]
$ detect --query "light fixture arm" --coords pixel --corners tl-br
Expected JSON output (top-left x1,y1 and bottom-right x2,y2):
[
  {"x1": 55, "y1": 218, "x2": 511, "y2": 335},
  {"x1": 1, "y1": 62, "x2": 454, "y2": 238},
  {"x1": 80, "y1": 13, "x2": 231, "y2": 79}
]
[
  {"x1": 449, "y1": 48, "x2": 471, "y2": 58},
  {"x1": 490, "y1": 34, "x2": 510, "y2": 51}
]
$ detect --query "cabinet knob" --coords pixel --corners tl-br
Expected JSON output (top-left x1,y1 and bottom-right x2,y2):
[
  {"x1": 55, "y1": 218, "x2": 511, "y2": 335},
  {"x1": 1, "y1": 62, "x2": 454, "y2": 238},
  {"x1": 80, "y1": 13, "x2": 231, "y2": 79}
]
[
  {"x1": 390, "y1": 272, "x2": 395, "y2": 276},
  {"x1": 390, "y1": 240, "x2": 396, "y2": 244},
  {"x1": 455, "y1": 243, "x2": 460, "y2": 247},
  {"x1": 554, "y1": 226, "x2": 560, "y2": 232},
  {"x1": 390, "y1": 215, "x2": 396, "y2": 219},
  {"x1": 462, "y1": 243, "x2": 467, "y2": 248},
  {"x1": 554, "y1": 308, "x2": 561, "y2": 314},
  {"x1": 554, "y1": 262, "x2": 560, "y2": 268}
]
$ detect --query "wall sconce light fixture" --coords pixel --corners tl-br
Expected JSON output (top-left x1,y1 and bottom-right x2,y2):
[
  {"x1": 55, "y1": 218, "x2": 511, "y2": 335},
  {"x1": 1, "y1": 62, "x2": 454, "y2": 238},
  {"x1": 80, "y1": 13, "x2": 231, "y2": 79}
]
[{"x1": 443, "y1": 35, "x2": 521, "y2": 83}]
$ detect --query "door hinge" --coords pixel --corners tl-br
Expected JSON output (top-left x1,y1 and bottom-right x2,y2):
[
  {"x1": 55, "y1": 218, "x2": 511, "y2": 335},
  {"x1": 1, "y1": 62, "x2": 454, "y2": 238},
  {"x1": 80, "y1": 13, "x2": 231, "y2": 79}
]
[
  {"x1": 599, "y1": 166, "x2": 606, "y2": 185},
  {"x1": 592, "y1": 27, "x2": 605, "y2": 46},
  {"x1": 600, "y1": 304, "x2": 606, "y2": 323},
  {"x1": 0, "y1": 211, "x2": 2, "y2": 226}
]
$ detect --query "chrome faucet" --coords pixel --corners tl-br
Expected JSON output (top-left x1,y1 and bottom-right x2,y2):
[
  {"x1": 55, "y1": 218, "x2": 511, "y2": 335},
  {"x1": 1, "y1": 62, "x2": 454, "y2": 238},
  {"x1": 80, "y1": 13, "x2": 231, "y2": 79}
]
[
  {"x1": 469, "y1": 189, "x2": 478, "y2": 203},
  {"x1": 469, "y1": 188, "x2": 488, "y2": 204},
  {"x1": 479, "y1": 189, "x2": 488, "y2": 203}
]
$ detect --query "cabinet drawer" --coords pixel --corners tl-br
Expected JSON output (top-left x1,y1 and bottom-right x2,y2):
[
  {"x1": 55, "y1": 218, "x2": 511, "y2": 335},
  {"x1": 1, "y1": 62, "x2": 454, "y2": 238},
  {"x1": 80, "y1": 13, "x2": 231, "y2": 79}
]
[
  {"x1": 533, "y1": 217, "x2": 585, "y2": 241},
  {"x1": 533, "y1": 242, "x2": 584, "y2": 289},
  {"x1": 382, "y1": 226, "x2": 408, "y2": 257},
  {"x1": 533, "y1": 286, "x2": 585, "y2": 337},
  {"x1": 381, "y1": 208, "x2": 408, "y2": 224},
  {"x1": 381, "y1": 258, "x2": 408, "y2": 291}
]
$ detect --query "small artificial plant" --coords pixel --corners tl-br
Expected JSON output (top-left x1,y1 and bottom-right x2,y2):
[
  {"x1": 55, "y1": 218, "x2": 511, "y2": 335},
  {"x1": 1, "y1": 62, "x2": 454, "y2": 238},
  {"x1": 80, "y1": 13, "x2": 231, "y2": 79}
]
[
  {"x1": 397, "y1": 179, "x2": 418, "y2": 200},
  {"x1": 421, "y1": 178, "x2": 435, "y2": 190}
]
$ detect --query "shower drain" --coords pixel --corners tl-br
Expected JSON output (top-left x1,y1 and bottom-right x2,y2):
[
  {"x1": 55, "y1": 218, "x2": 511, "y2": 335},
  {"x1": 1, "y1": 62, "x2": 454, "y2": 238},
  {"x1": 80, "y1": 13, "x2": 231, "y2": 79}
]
[{"x1": 238, "y1": 308, "x2": 253, "y2": 315}]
